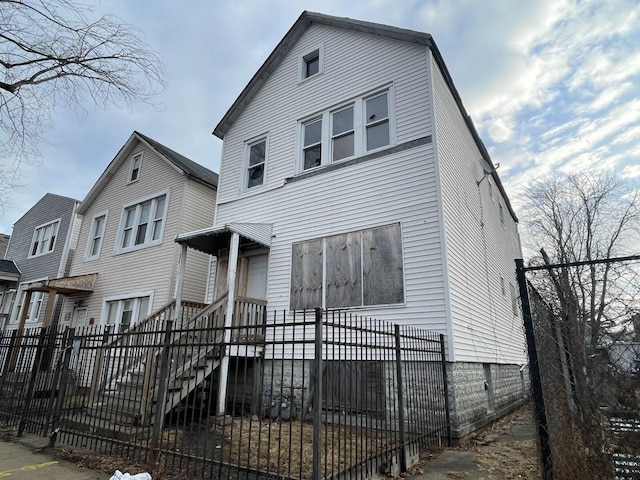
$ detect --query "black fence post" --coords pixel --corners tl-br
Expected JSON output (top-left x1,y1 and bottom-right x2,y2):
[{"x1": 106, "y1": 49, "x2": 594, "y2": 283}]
[
  {"x1": 17, "y1": 327, "x2": 47, "y2": 437},
  {"x1": 394, "y1": 324, "x2": 407, "y2": 473},
  {"x1": 313, "y1": 307, "x2": 323, "y2": 480},
  {"x1": 515, "y1": 258, "x2": 553, "y2": 479},
  {"x1": 149, "y1": 319, "x2": 174, "y2": 469},
  {"x1": 48, "y1": 327, "x2": 74, "y2": 447},
  {"x1": 439, "y1": 334, "x2": 452, "y2": 447}
]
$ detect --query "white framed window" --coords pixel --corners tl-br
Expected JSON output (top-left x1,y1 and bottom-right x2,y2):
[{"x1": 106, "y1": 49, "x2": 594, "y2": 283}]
[
  {"x1": 331, "y1": 105, "x2": 354, "y2": 161},
  {"x1": 302, "y1": 118, "x2": 323, "y2": 169},
  {"x1": 128, "y1": 152, "x2": 143, "y2": 183},
  {"x1": 11, "y1": 282, "x2": 46, "y2": 324},
  {"x1": 300, "y1": 46, "x2": 323, "y2": 80},
  {"x1": 115, "y1": 190, "x2": 169, "y2": 254},
  {"x1": 85, "y1": 211, "x2": 108, "y2": 261},
  {"x1": 101, "y1": 291, "x2": 153, "y2": 333},
  {"x1": 298, "y1": 86, "x2": 395, "y2": 172},
  {"x1": 365, "y1": 91, "x2": 390, "y2": 151},
  {"x1": 29, "y1": 219, "x2": 60, "y2": 258},
  {"x1": 244, "y1": 136, "x2": 267, "y2": 189},
  {"x1": 499, "y1": 203, "x2": 505, "y2": 226}
]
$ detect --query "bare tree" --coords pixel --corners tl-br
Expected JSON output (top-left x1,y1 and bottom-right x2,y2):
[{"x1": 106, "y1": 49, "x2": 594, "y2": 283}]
[
  {"x1": 521, "y1": 172, "x2": 640, "y2": 478},
  {"x1": 524, "y1": 172, "x2": 640, "y2": 350},
  {"x1": 0, "y1": 0, "x2": 166, "y2": 207}
]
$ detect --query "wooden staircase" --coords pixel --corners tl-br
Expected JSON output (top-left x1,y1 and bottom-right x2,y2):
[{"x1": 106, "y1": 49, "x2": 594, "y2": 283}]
[{"x1": 86, "y1": 294, "x2": 266, "y2": 425}]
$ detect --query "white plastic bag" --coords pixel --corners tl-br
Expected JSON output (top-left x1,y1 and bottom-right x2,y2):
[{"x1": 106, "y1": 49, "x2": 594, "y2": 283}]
[{"x1": 109, "y1": 470, "x2": 152, "y2": 480}]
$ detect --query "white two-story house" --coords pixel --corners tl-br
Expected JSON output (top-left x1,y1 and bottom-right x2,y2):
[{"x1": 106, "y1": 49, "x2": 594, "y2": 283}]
[{"x1": 176, "y1": 12, "x2": 527, "y2": 437}]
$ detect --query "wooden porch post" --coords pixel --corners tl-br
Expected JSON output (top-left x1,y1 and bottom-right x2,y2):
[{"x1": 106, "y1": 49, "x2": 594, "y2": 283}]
[
  {"x1": 217, "y1": 232, "x2": 239, "y2": 416},
  {"x1": 41, "y1": 289, "x2": 57, "y2": 328},
  {"x1": 173, "y1": 243, "x2": 188, "y2": 326}
]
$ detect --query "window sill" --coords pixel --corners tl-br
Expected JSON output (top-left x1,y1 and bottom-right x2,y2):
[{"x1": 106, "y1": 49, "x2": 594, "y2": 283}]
[
  {"x1": 287, "y1": 136, "x2": 432, "y2": 185},
  {"x1": 114, "y1": 240, "x2": 162, "y2": 256}
]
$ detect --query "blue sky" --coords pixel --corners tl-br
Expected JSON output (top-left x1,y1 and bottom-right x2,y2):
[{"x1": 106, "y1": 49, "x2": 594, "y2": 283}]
[{"x1": 1, "y1": 0, "x2": 639, "y2": 233}]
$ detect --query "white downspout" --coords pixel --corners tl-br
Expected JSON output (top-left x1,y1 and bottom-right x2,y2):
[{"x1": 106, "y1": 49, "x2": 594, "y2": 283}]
[{"x1": 217, "y1": 232, "x2": 239, "y2": 416}]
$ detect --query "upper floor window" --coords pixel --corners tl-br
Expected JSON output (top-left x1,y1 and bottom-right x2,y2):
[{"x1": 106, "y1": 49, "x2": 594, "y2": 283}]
[
  {"x1": 85, "y1": 212, "x2": 107, "y2": 261},
  {"x1": 499, "y1": 203, "x2": 505, "y2": 226},
  {"x1": 128, "y1": 153, "x2": 143, "y2": 183},
  {"x1": 244, "y1": 137, "x2": 267, "y2": 189},
  {"x1": 115, "y1": 190, "x2": 169, "y2": 254},
  {"x1": 298, "y1": 87, "x2": 394, "y2": 172},
  {"x1": 29, "y1": 219, "x2": 60, "y2": 257},
  {"x1": 301, "y1": 46, "x2": 323, "y2": 80}
]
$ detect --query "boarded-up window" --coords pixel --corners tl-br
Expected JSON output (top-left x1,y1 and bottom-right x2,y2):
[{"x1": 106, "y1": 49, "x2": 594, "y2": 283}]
[
  {"x1": 362, "y1": 224, "x2": 404, "y2": 306},
  {"x1": 290, "y1": 223, "x2": 404, "y2": 310},
  {"x1": 290, "y1": 239, "x2": 323, "y2": 310}
]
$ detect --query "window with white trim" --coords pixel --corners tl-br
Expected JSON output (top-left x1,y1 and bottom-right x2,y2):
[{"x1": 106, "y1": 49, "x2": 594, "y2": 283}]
[
  {"x1": 115, "y1": 191, "x2": 168, "y2": 253},
  {"x1": 301, "y1": 47, "x2": 323, "y2": 80},
  {"x1": 85, "y1": 212, "x2": 107, "y2": 260},
  {"x1": 290, "y1": 223, "x2": 404, "y2": 310},
  {"x1": 128, "y1": 153, "x2": 143, "y2": 183},
  {"x1": 244, "y1": 137, "x2": 267, "y2": 189},
  {"x1": 29, "y1": 219, "x2": 60, "y2": 257},
  {"x1": 298, "y1": 87, "x2": 394, "y2": 172},
  {"x1": 499, "y1": 203, "x2": 505, "y2": 226},
  {"x1": 11, "y1": 287, "x2": 44, "y2": 324},
  {"x1": 104, "y1": 295, "x2": 151, "y2": 333}
]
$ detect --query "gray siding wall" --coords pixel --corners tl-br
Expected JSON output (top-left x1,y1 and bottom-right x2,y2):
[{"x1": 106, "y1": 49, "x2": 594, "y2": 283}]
[
  {"x1": 431, "y1": 52, "x2": 526, "y2": 365},
  {"x1": 4, "y1": 193, "x2": 78, "y2": 328}
]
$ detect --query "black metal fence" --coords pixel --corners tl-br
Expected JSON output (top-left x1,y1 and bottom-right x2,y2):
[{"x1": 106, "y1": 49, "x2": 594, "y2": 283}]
[{"x1": 0, "y1": 307, "x2": 450, "y2": 479}]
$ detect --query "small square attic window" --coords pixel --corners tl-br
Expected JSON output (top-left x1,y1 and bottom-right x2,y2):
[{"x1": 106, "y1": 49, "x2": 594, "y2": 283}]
[{"x1": 301, "y1": 46, "x2": 323, "y2": 80}]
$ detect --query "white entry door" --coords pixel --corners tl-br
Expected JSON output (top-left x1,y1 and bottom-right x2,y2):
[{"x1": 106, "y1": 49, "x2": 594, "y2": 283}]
[
  {"x1": 71, "y1": 307, "x2": 87, "y2": 329},
  {"x1": 246, "y1": 255, "x2": 268, "y2": 300}
]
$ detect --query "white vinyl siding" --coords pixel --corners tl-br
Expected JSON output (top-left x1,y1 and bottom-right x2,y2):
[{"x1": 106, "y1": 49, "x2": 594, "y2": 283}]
[
  {"x1": 216, "y1": 143, "x2": 446, "y2": 330},
  {"x1": 431, "y1": 51, "x2": 525, "y2": 365},
  {"x1": 217, "y1": 24, "x2": 431, "y2": 203}
]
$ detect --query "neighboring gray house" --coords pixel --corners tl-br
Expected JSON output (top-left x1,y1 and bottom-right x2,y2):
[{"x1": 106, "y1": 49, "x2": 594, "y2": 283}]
[
  {"x1": 176, "y1": 11, "x2": 528, "y2": 438},
  {"x1": 2, "y1": 193, "x2": 81, "y2": 332},
  {"x1": 56, "y1": 131, "x2": 218, "y2": 331}
]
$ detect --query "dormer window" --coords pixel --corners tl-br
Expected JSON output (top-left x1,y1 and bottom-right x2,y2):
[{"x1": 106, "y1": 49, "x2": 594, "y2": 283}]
[
  {"x1": 128, "y1": 153, "x2": 143, "y2": 183},
  {"x1": 300, "y1": 46, "x2": 323, "y2": 81}
]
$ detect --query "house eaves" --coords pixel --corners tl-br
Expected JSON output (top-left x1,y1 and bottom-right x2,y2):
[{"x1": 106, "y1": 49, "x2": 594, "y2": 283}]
[
  {"x1": 212, "y1": 10, "x2": 518, "y2": 223},
  {"x1": 77, "y1": 131, "x2": 218, "y2": 216}
]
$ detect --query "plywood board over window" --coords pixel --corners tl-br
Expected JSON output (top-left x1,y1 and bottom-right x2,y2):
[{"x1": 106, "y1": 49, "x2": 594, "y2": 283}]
[
  {"x1": 290, "y1": 239, "x2": 323, "y2": 310},
  {"x1": 290, "y1": 223, "x2": 404, "y2": 310},
  {"x1": 362, "y1": 224, "x2": 404, "y2": 306},
  {"x1": 326, "y1": 232, "x2": 361, "y2": 308}
]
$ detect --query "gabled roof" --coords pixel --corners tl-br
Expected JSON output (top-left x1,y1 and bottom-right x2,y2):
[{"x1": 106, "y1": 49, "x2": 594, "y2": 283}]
[
  {"x1": 78, "y1": 131, "x2": 218, "y2": 215},
  {"x1": 213, "y1": 11, "x2": 437, "y2": 139},
  {"x1": 212, "y1": 11, "x2": 518, "y2": 222},
  {"x1": 14, "y1": 192, "x2": 79, "y2": 226}
]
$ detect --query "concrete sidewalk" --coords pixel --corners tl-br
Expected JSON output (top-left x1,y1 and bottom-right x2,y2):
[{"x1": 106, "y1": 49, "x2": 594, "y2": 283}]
[
  {"x1": 411, "y1": 405, "x2": 539, "y2": 479},
  {"x1": 0, "y1": 438, "x2": 111, "y2": 479}
]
